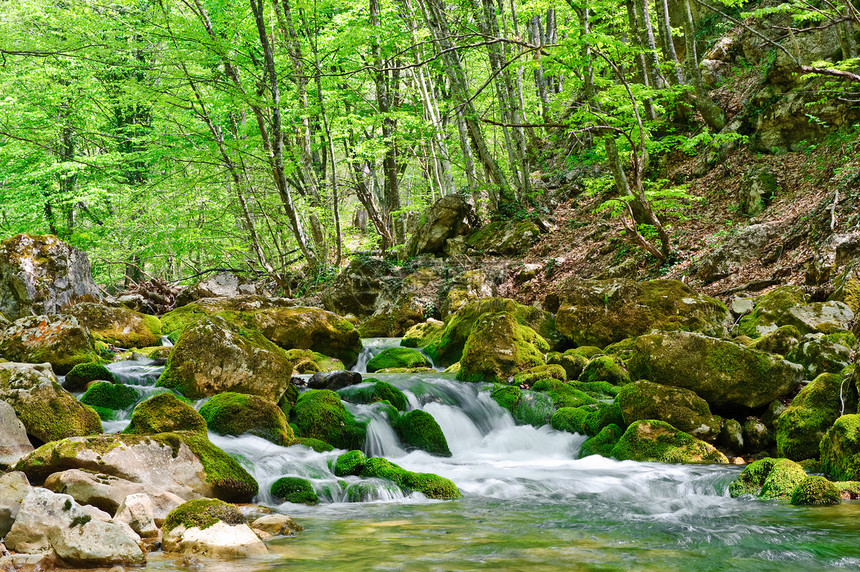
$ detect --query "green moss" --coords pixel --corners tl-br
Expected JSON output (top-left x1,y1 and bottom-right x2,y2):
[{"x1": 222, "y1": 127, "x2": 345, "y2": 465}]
[
  {"x1": 790, "y1": 475, "x2": 841, "y2": 506},
  {"x1": 617, "y1": 380, "x2": 721, "y2": 442},
  {"x1": 820, "y1": 414, "x2": 860, "y2": 481},
  {"x1": 567, "y1": 380, "x2": 620, "y2": 400},
  {"x1": 728, "y1": 458, "x2": 779, "y2": 497},
  {"x1": 200, "y1": 392, "x2": 293, "y2": 446},
  {"x1": 833, "y1": 480, "x2": 860, "y2": 498},
  {"x1": 79, "y1": 381, "x2": 140, "y2": 411},
  {"x1": 392, "y1": 410, "x2": 451, "y2": 457},
  {"x1": 583, "y1": 403, "x2": 625, "y2": 436},
  {"x1": 738, "y1": 286, "x2": 809, "y2": 338},
  {"x1": 775, "y1": 372, "x2": 857, "y2": 460},
  {"x1": 579, "y1": 355, "x2": 631, "y2": 385},
  {"x1": 489, "y1": 385, "x2": 555, "y2": 427},
  {"x1": 123, "y1": 393, "x2": 208, "y2": 435},
  {"x1": 334, "y1": 450, "x2": 367, "y2": 477},
  {"x1": 750, "y1": 325, "x2": 802, "y2": 356},
  {"x1": 359, "y1": 457, "x2": 460, "y2": 499},
  {"x1": 172, "y1": 431, "x2": 259, "y2": 502},
  {"x1": 283, "y1": 349, "x2": 344, "y2": 374},
  {"x1": 490, "y1": 385, "x2": 521, "y2": 412},
  {"x1": 610, "y1": 420, "x2": 728, "y2": 464},
  {"x1": 294, "y1": 438, "x2": 334, "y2": 452},
  {"x1": 531, "y1": 378, "x2": 597, "y2": 409},
  {"x1": 163, "y1": 498, "x2": 245, "y2": 535},
  {"x1": 456, "y1": 311, "x2": 549, "y2": 383},
  {"x1": 550, "y1": 407, "x2": 589, "y2": 434},
  {"x1": 292, "y1": 389, "x2": 366, "y2": 450},
  {"x1": 547, "y1": 351, "x2": 588, "y2": 380},
  {"x1": 728, "y1": 457, "x2": 808, "y2": 499},
  {"x1": 89, "y1": 405, "x2": 117, "y2": 421},
  {"x1": 4, "y1": 381, "x2": 103, "y2": 444},
  {"x1": 64, "y1": 363, "x2": 114, "y2": 391},
  {"x1": 512, "y1": 364, "x2": 567, "y2": 387},
  {"x1": 578, "y1": 424, "x2": 623, "y2": 458},
  {"x1": 338, "y1": 381, "x2": 409, "y2": 412},
  {"x1": 570, "y1": 346, "x2": 605, "y2": 359},
  {"x1": 401, "y1": 320, "x2": 446, "y2": 356},
  {"x1": 271, "y1": 477, "x2": 319, "y2": 505},
  {"x1": 367, "y1": 347, "x2": 431, "y2": 373}
]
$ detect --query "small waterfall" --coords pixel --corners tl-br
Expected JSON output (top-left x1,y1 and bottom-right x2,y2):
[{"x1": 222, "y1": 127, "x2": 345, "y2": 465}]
[{"x1": 353, "y1": 338, "x2": 402, "y2": 373}]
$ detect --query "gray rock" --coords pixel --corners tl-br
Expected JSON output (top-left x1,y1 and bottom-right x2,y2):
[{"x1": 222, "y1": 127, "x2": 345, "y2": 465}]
[
  {"x1": 443, "y1": 269, "x2": 500, "y2": 318},
  {"x1": 738, "y1": 168, "x2": 778, "y2": 217},
  {"x1": 4, "y1": 488, "x2": 144, "y2": 567},
  {"x1": 308, "y1": 370, "x2": 362, "y2": 391},
  {"x1": 785, "y1": 301, "x2": 854, "y2": 335},
  {"x1": 250, "y1": 514, "x2": 303, "y2": 537},
  {"x1": 786, "y1": 336, "x2": 852, "y2": 379},
  {"x1": 697, "y1": 223, "x2": 781, "y2": 283},
  {"x1": 0, "y1": 314, "x2": 100, "y2": 375},
  {"x1": 0, "y1": 234, "x2": 101, "y2": 321},
  {"x1": 163, "y1": 520, "x2": 266, "y2": 558},
  {"x1": 43, "y1": 469, "x2": 184, "y2": 523},
  {"x1": 467, "y1": 219, "x2": 543, "y2": 255},
  {"x1": 0, "y1": 471, "x2": 32, "y2": 538},
  {"x1": 114, "y1": 493, "x2": 158, "y2": 538},
  {"x1": 175, "y1": 272, "x2": 264, "y2": 307},
  {"x1": 0, "y1": 400, "x2": 33, "y2": 468},
  {"x1": 730, "y1": 297, "x2": 756, "y2": 318},
  {"x1": 407, "y1": 195, "x2": 476, "y2": 257}
]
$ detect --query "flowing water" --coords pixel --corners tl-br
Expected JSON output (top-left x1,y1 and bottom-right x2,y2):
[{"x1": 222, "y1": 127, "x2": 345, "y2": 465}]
[{"x1": 104, "y1": 340, "x2": 860, "y2": 571}]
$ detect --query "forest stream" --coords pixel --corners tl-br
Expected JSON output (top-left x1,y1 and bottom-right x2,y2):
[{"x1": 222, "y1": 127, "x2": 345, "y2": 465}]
[{"x1": 91, "y1": 339, "x2": 860, "y2": 572}]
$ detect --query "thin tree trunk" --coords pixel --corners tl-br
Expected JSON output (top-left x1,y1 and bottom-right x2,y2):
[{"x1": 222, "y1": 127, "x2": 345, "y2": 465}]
[{"x1": 682, "y1": 0, "x2": 726, "y2": 131}]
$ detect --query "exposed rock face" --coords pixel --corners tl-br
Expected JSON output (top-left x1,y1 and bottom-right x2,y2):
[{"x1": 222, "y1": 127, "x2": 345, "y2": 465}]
[
  {"x1": 0, "y1": 362, "x2": 102, "y2": 444},
  {"x1": 442, "y1": 269, "x2": 499, "y2": 318},
  {"x1": 0, "y1": 234, "x2": 101, "y2": 321},
  {"x1": 156, "y1": 315, "x2": 292, "y2": 401},
  {"x1": 697, "y1": 223, "x2": 781, "y2": 283},
  {"x1": 175, "y1": 272, "x2": 265, "y2": 307},
  {"x1": 4, "y1": 488, "x2": 145, "y2": 567},
  {"x1": 64, "y1": 303, "x2": 161, "y2": 348},
  {"x1": 617, "y1": 380, "x2": 722, "y2": 443},
  {"x1": 786, "y1": 337, "x2": 852, "y2": 379},
  {"x1": 0, "y1": 400, "x2": 34, "y2": 467},
  {"x1": 321, "y1": 257, "x2": 386, "y2": 317},
  {"x1": 407, "y1": 195, "x2": 476, "y2": 257},
  {"x1": 554, "y1": 279, "x2": 727, "y2": 348},
  {"x1": 43, "y1": 468, "x2": 184, "y2": 524},
  {"x1": 0, "y1": 314, "x2": 100, "y2": 374},
  {"x1": 15, "y1": 432, "x2": 258, "y2": 503},
  {"x1": 467, "y1": 219, "x2": 542, "y2": 255},
  {"x1": 627, "y1": 332, "x2": 803, "y2": 410}
]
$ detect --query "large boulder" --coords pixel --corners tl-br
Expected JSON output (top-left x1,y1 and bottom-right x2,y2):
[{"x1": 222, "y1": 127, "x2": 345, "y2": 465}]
[
  {"x1": 610, "y1": 420, "x2": 728, "y2": 464},
  {"x1": 820, "y1": 414, "x2": 860, "y2": 481},
  {"x1": 0, "y1": 234, "x2": 101, "y2": 321},
  {"x1": 159, "y1": 295, "x2": 296, "y2": 342},
  {"x1": 367, "y1": 347, "x2": 431, "y2": 373},
  {"x1": 156, "y1": 315, "x2": 293, "y2": 401},
  {"x1": 0, "y1": 314, "x2": 101, "y2": 374},
  {"x1": 64, "y1": 303, "x2": 161, "y2": 348},
  {"x1": 627, "y1": 332, "x2": 803, "y2": 410},
  {"x1": 467, "y1": 219, "x2": 543, "y2": 255},
  {"x1": 42, "y1": 469, "x2": 184, "y2": 524},
  {"x1": 554, "y1": 279, "x2": 727, "y2": 348},
  {"x1": 782, "y1": 302, "x2": 854, "y2": 335},
  {"x1": 321, "y1": 257, "x2": 387, "y2": 317},
  {"x1": 0, "y1": 400, "x2": 34, "y2": 467},
  {"x1": 14, "y1": 432, "x2": 258, "y2": 503},
  {"x1": 162, "y1": 499, "x2": 266, "y2": 558},
  {"x1": 123, "y1": 392, "x2": 208, "y2": 436},
  {"x1": 407, "y1": 195, "x2": 476, "y2": 257},
  {"x1": 3, "y1": 488, "x2": 144, "y2": 567},
  {"x1": 175, "y1": 272, "x2": 264, "y2": 307},
  {"x1": 456, "y1": 312, "x2": 548, "y2": 383},
  {"x1": 728, "y1": 457, "x2": 807, "y2": 499},
  {"x1": 616, "y1": 380, "x2": 722, "y2": 443},
  {"x1": 0, "y1": 362, "x2": 102, "y2": 444},
  {"x1": 199, "y1": 392, "x2": 294, "y2": 446},
  {"x1": 737, "y1": 285, "x2": 810, "y2": 338},
  {"x1": 291, "y1": 389, "x2": 366, "y2": 450},
  {"x1": 696, "y1": 223, "x2": 781, "y2": 283},
  {"x1": 785, "y1": 336, "x2": 852, "y2": 379},
  {"x1": 392, "y1": 410, "x2": 451, "y2": 457},
  {"x1": 775, "y1": 373, "x2": 858, "y2": 460}
]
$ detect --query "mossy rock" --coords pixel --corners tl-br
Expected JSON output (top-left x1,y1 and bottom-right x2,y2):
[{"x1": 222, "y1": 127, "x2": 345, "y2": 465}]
[
  {"x1": 554, "y1": 278, "x2": 728, "y2": 348},
  {"x1": 749, "y1": 325, "x2": 802, "y2": 356},
  {"x1": 617, "y1": 380, "x2": 722, "y2": 443},
  {"x1": 64, "y1": 362, "x2": 115, "y2": 392},
  {"x1": 737, "y1": 286, "x2": 810, "y2": 338},
  {"x1": 467, "y1": 219, "x2": 542, "y2": 255},
  {"x1": 512, "y1": 364, "x2": 566, "y2": 387},
  {"x1": 123, "y1": 392, "x2": 207, "y2": 435},
  {"x1": 786, "y1": 337, "x2": 852, "y2": 379},
  {"x1": 829, "y1": 257, "x2": 860, "y2": 314},
  {"x1": 0, "y1": 314, "x2": 101, "y2": 375},
  {"x1": 431, "y1": 297, "x2": 558, "y2": 367},
  {"x1": 294, "y1": 438, "x2": 334, "y2": 452},
  {"x1": 728, "y1": 457, "x2": 807, "y2": 499},
  {"x1": 292, "y1": 389, "x2": 366, "y2": 450},
  {"x1": 367, "y1": 347, "x2": 431, "y2": 373},
  {"x1": 65, "y1": 303, "x2": 161, "y2": 349},
  {"x1": 79, "y1": 381, "x2": 140, "y2": 414},
  {"x1": 531, "y1": 378, "x2": 597, "y2": 409},
  {"x1": 547, "y1": 351, "x2": 588, "y2": 380},
  {"x1": 567, "y1": 380, "x2": 620, "y2": 400},
  {"x1": 456, "y1": 312, "x2": 548, "y2": 383},
  {"x1": 550, "y1": 407, "x2": 589, "y2": 435},
  {"x1": 401, "y1": 319, "x2": 446, "y2": 354},
  {"x1": 359, "y1": 457, "x2": 460, "y2": 500},
  {"x1": 392, "y1": 410, "x2": 451, "y2": 457},
  {"x1": 284, "y1": 349, "x2": 344, "y2": 374},
  {"x1": 570, "y1": 346, "x2": 605, "y2": 359},
  {"x1": 337, "y1": 380, "x2": 408, "y2": 412},
  {"x1": 790, "y1": 475, "x2": 841, "y2": 506},
  {"x1": 820, "y1": 414, "x2": 860, "y2": 481},
  {"x1": 610, "y1": 420, "x2": 729, "y2": 464},
  {"x1": 626, "y1": 331, "x2": 803, "y2": 410},
  {"x1": 834, "y1": 480, "x2": 860, "y2": 498},
  {"x1": 582, "y1": 402, "x2": 625, "y2": 436},
  {"x1": 200, "y1": 392, "x2": 293, "y2": 446},
  {"x1": 163, "y1": 498, "x2": 245, "y2": 535},
  {"x1": 775, "y1": 372, "x2": 858, "y2": 460},
  {"x1": 578, "y1": 424, "x2": 623, "y2": 459},
  {"x1": 156, "y1": 315, "x2": 293, "y2": 402},
  {"x1": 489, "y1": 385, "x2": 555, "y2": 427},
  {"x1": 333, "y1": 450, "x2": 368, "y2": 477},
  {"x1": 14, "y1": 431, "x2": 258, "y2": 502},
  {"x1": 270, "y1": 477, "x2": 319, "y2": 505},
  {"x1": 578, "y1": 355, "x2": 630, "y2": 385},
  {"x1": 0, "y1": 362, "x2": 102, "y2": 444}
]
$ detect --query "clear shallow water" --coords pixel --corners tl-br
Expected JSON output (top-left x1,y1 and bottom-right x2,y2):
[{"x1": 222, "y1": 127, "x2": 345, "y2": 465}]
[{"x1": 105, "y1": 344, "x2": 860, "y2": 571}]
